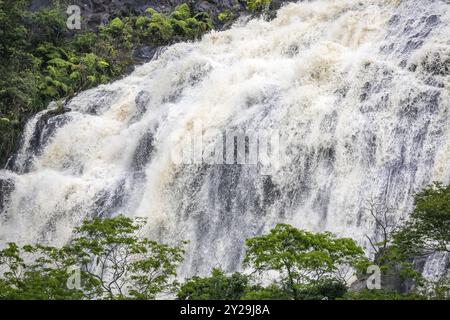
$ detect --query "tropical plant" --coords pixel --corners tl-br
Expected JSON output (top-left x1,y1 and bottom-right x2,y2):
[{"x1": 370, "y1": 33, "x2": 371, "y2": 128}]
[
  {"x1": 0, "y1": 216, "x2": 185, "y2": 300},
  {"x1": 243, "y1": 224, "x2": 367, "y2": 300}
]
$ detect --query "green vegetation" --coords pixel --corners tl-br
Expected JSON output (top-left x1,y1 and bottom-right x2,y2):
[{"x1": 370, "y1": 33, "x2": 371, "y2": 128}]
[
  {"x1": 0, "y1": 216, "x2": 185, "y2": 300},
  {"x1": 0, "y1": 1, "x2": 214, "y2": 166},
  {"x1": 218, "y1": 10, "x2": 236, "y2": 24},
  {"x1": 1, "y1": 183, "x2": 449, "y2": 300},
  {"x1": 393, "y1": 183, "x2": 450, "y2": 256},
  {"x1": 0, "y1": 0, "x2": 277, "y2": 166},
  {"x1": 177, "y1": 269, "x2": 250, "y2": 300},
  {"x1": 243, "y1": 224, "x2": 366, "y2": 300},
  {"x1": 247, "y1": 0, "x2": 272, "y2": 13},
  {"x1": 389, "y1": 183, "x2": 450, "y2": 298}
]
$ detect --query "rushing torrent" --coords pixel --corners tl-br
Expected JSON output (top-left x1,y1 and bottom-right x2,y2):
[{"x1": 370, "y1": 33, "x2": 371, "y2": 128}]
[{"x1": 1, "y1": 0, "x2": 450, "y2": 277}]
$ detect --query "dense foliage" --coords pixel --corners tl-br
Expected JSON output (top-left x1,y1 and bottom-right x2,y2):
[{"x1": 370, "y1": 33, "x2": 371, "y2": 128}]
[
  {"x1": 358, "y1": 183, "x2": 450, "y2": 299},
  {"x1": 0, "y1": 216, "x2": 185, "y2": 300},
  {"x1": 0, "y1": 0, "x2": 277, "y2": 166},
  {"x1": 243, "y1": 224, "x2": 366, "y2": 299},
  {"x1": 177, "y1": 269, "x2": 250, "y2": 300},
  {"x1": 0, "y1": 0, "x2": 214, "y2": 165}
]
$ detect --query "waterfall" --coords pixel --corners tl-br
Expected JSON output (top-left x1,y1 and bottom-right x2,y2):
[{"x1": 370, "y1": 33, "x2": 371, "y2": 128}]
[{"x1": 1, "y1": 0, "x2": 450, "y2": 276}]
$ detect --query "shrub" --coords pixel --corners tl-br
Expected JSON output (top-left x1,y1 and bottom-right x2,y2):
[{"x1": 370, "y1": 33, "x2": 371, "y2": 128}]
[
  {"x1": 177, "y1": 269, "x2": 250, "y2": 300},
  {"x1": 247, "y1": 0, "x2": 272, "y2": 13},
  {"x1": 218, "y1": 11, "x2": 234, "y2": 23},
  {"x1": 244, "y1": 224, "x2": 367, "y2": 300},
  {"x1": 171, "y1": 3, "x2": 191, "y2": 20}
]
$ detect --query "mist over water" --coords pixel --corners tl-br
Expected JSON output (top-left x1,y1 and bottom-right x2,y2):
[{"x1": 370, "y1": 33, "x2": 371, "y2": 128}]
[{"x1": 1, "y1": 0, "x2": 450, "y2": 276}]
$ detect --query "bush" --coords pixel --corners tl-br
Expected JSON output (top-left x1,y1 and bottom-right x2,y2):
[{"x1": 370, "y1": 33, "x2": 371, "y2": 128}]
[
  {"x1": 0, "y1": 216, "x2": 186, "y2": 300},
  {"x1": 244, "y1": 224, "x2": 366, "y2": 300},
  {"x1": 218, "y1": 11, "x2": 234, "y2": 23},
  {"x1": 393, "y1": 183, "x2": 450, "y2": 256},
  {"x1": 0, "y1": 3, "x2": 217, "y2": 166},
  {"x1": 177, "y1": 269, "x2": 250, "y2": 300},
  {"x1": 247, "y1": 0, "x2": 272, "y2": 13},
  {"x1": 171, "y1": 4, "x2": 191, "y2": 21}
]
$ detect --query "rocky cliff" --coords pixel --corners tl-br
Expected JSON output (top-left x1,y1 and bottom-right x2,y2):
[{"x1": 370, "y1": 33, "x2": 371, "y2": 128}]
[{"x1": 29, "y1": 0, "x2": 292, "y2": 30}]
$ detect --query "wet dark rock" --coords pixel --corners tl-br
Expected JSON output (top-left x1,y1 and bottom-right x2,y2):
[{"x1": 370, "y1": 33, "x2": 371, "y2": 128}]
[
  {"x1": 424, "y1": 76, "x2": 445, "y2": 88},
  {"x1": 403, "y1": 39, "x2": 424, "y2": 54},
  {"x1": 398, "y1": 90, "x2": 440, "y2": 120},
  {"x1": 132, "y1": 45, "x2": 164, "y2": 64},
  {"x1": 134, "y1": 90, "x2": 152, "y2": 117},
  {"x1": 421, "y1": 52, "x2": 450, "y2": 76},
  {"x1": 81, "y1": 89, "x2": 120, "y2": 115},
  {"x1": 360, "y1": 82, "x2": 372, "y2": 102},
  {"x1": 30, "y1": 0, "x2": 245, "y2": 30},
  {"x1": 217, "y1": 164, "x2": 243, "y2": 213},
  {"x1": 131, "y1": 130, "x2": 155, "y2": 173},
  {"x1": 388, "y1": 14, "x2": 400, "y2": 26},
  {"x1": 312, "y1": 189, "x2": 330, "y2": 227},
  {"x1": 8, "y1": 108, "x2": 72, "y2": 173},
  {"x1": 350, "y1": 252, "x2": 420, "y2": 294},
  {"x1": 261, "y1": 175, "x2": 281, "y2": 208},
  {"x1": 0, "y1": 178, "x2": 14, "y2": 214},
  {"x1": 36, "y1": 110, "x2": 72, "y2": 148},
  {"x1": 425, "y1": 14, "x2": 440, "y2": 27},
  {"x1": 408, "y1": 63, "x2": 417, "y2": 72}
]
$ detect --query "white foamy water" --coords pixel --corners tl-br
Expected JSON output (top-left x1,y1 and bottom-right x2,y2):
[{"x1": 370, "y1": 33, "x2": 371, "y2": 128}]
[{"x1": 1, "y1": 0, "x2": 450, "y2": 275}]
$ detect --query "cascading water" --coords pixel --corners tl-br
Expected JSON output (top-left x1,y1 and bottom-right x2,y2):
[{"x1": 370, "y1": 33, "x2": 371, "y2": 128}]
[{"x1": 1, "y1": 0, "x2": 450, "y2": 277}]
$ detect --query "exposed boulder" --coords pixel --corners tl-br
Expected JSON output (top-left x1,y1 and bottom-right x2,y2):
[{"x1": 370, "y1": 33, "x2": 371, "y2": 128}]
[{"x1": 132, "y1": 45, "x2": 164, "y2": 64}]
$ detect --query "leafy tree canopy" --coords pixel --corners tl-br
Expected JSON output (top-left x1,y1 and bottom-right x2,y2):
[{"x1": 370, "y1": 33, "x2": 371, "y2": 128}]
[
  {"x1": 243, "y1": 224, "x2": 367, "y2": 299},
  {"x1": 394, "y1": 183, "x2": 450, "y2": 256},
  {"x1": 0, "y1": 216, "x2": 185, "y2": 300}
]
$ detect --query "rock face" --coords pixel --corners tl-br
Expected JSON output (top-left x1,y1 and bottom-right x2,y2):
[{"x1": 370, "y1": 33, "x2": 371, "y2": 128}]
[
  {"x1": 28, "y1": 0, "x2": 294, "y2": 65},
  {"x1": 29, "y1": 0, "x2": 242, "y2": 29},
  {"x1": 29, "y1": 0, "x2": 293, "y2": 30},
  {"x1": 131, "y1": 46, "x2": 164, "y2": 64},
  {"x1": 0, "y1": 177, "x2": 14, "y2": 215}
]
